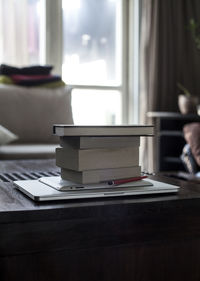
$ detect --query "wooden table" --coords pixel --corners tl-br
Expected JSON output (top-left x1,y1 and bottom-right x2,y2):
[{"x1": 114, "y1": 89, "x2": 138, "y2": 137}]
[{"x1": 1, "y1": 159, "x2": 200, "y2": 281}]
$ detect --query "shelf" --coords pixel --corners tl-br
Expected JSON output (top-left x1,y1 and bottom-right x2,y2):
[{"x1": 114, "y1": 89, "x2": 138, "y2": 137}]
[
  {"x1": 147, "y1": 112, "x2": 199, "y2": 172},
  {"x1": 147, "y1": 111, "x2": 200, "y2": 120},
  {"x1": 159, "y1": 131, "x2": 184, "y2": 137},
  {"x1": 163, "y1": 157, "x2": 182, "y2": 164}
]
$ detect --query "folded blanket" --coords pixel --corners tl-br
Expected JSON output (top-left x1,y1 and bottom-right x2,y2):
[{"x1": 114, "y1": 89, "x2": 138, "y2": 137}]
[
  {"x1": 0, "y1": 74, "x2": 66, "y2": 88},
  {"x1": 0, "y1": 64, "x2": 66, "y2": 88},
  {"x1": 11, "y1": 74, "x2": 61, "y2": 86},
  {"x1": 38, "y1": 80, "x2": 66, "y2": 88},
  {"x1": 0, "y1": 75, "x2": 13, "y2": 84},
  {"x1": 0, "y1": 64, "x2": 53, "y2": 75}
]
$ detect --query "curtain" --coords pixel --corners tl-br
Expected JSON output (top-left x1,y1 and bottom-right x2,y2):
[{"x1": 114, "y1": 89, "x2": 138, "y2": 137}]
[
  {"x1": 140, "y1": 0, "x2": 200, "y2": 172},
  {"x1": 0, "y1": 0, "x2": 40, "y2": 66}
]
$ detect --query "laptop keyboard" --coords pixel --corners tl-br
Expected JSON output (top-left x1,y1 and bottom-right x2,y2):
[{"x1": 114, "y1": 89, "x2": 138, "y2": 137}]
[
  {"x1": 0, "y1": 171, "x2": 60, "y2": 183},
  {"x1": 0, "y1": 170, "x2": 154, "y2": 183}
]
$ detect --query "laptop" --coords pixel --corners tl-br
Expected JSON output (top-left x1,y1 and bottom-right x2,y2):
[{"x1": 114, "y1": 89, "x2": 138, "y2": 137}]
[{"x1": 14, "y1": 176, "x2": 180, "y2": 201}]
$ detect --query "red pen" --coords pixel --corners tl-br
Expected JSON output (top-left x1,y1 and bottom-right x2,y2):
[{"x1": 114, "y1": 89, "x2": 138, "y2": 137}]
[{"x1": 107, "y1": 176, "x2": 147, "y2": 186}]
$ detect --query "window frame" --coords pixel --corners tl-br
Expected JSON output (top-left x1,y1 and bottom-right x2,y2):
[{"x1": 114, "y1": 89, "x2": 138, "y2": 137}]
[{"x1": 43, "y1": 0, "x2": 139, "y2": 124}]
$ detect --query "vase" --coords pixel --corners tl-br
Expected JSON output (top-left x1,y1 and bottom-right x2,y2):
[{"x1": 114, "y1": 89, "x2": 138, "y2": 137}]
[{"x1": 178, "y1": 95, "x2": 198, "y2": 114}]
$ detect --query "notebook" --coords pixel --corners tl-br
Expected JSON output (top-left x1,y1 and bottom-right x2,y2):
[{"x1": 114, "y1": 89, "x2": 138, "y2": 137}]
[{"x1": 14, "y1": 177, "x2": 179, "y2": 202}]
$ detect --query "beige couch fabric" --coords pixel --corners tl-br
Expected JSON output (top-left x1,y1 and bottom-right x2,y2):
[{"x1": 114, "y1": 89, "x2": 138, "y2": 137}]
[
  {"x1": 0, "y1": 144, "x2": 59, "y2": 160},
  {"x1": 0, "y1": 85, "x2": 73, "y2": 159},
  {"x1": 0, "y1": 85, "x2": 73, "y2": 144}
]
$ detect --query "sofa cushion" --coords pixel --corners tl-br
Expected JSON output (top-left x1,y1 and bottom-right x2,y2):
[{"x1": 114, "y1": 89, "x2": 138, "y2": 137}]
[
  {"x1": 0, "y1": 144, "x2": 59, "y2": 160},
  {"x1": 183, "y1": 122, "x2": 200, "y2": 167},
  {"x1": 0, "y1": 85, "x2": 73, "y2": 144},
  {"x1": 0, "y1": 125, "x2": 18, "y2": 145}
]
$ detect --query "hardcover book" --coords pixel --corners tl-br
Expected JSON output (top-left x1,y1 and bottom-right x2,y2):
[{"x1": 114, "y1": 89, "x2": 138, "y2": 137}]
[
  {"x1": 56, "y1": 146, "x2": 139, "y2": 171},
  {"x1": 53, "y1": 125, "x2": 154, "y2": 137},
  {"x1": 60, "y1": 136, "x2": 140, "y2": 149},
  {"x1": 61, "y1": 166, "x2": 141, "y2": 184}
]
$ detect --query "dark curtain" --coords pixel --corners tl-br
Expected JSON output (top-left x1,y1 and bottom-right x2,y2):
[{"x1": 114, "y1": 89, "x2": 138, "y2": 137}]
[
  {"x1": 139, "y1": 0, "x2": 200, "y2": 172},
  {"x1": 140, "y1": 0, "x2": 200, "y2": 115}
]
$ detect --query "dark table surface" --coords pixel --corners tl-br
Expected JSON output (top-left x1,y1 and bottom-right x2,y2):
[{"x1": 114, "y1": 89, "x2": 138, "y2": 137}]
[
  {"x1": 1, "y1": 159, "x2": 200, "y2": 281},
  {"x1": 1, "y1": 159, "x2": 200, "y2": 223}
]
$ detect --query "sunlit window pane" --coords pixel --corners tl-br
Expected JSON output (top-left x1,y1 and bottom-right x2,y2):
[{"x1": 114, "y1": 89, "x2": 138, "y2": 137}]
[
  {"x1": 62, "y1": 0, "x2": 122, "y2": 86},
  {"x1": 72, "y1": 89, "x2": 122, "y2": 125}
]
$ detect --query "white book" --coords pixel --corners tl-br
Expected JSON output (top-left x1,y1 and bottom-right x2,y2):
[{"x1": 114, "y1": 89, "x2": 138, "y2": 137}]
[
  {"x1": 56, "y1": 146, "x2": 139, "y2": 171},
  {"x1": 60, "y1": 136, "x2": 140, "y2": 149},
  {"x1": 61, "y1": 166, "x2": 141, "y2": 184},
  {"x1": 53, "y1": 125, "x2": 154, "y2": 137}
]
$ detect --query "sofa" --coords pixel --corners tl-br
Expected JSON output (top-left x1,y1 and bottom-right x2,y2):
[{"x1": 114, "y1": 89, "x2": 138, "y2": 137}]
[{"x1": 0, "y1": 84, "x2": 73, "y2": 159}]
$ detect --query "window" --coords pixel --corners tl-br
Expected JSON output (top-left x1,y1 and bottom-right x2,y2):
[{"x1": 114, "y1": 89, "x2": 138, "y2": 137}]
[
  {"x1": 72, "y1": 89, "x2": 121, "y2": 125},
  {"x1": 0, "y1": 0, "x2": 139, "y2": 125},
  {"x1": 62, "y1": 0, "x2": 123, "y2": 124},
  {"x1": 62, "y1": 0, "x2": 122, "y2": 86}
]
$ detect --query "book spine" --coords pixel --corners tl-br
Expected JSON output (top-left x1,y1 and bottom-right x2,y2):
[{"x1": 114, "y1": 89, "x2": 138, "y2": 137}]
[{"x1": 56, "y1": 146, "x2": 139, "y2": 171}]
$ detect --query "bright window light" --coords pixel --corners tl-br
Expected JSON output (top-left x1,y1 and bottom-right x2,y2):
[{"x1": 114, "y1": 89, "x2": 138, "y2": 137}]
[
  {"x1": 72, "y1": 89, "x2": 122, "y2": 125},
  {"x1": 62, "y1": 0, "x2": 122, "y2": 86}
]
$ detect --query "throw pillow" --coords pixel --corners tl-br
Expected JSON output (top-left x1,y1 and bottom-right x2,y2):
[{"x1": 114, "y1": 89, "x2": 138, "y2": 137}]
[
  {"x1": 180, "y1": 144, "x2": 200, "y2": 174},
  {"x1": 183, "y1": 122, "x2": 200, "y2": 167},
  {"x1": 0, "y1": 125, "x2": 18, "y2": 145}
]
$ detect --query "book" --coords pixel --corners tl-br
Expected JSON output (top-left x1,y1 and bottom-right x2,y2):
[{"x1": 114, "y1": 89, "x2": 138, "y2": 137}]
[
  {"x1": 56, "y1": 146, "x2": 139, "y2": 171},
  {"x1": 60, "y1": 136, "x2": 140, "y2": 149},
  {"x1": 61, "y1": 166, "x2": 141, "y2": 184},
  {"x1": 53, "y1": 125, "x2": 154, "y2": 136}
]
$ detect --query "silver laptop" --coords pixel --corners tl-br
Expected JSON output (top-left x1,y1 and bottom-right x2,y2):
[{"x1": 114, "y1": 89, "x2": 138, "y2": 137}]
[{"x1": 14, "y1": 176, "x2": 179, "y2": 201}]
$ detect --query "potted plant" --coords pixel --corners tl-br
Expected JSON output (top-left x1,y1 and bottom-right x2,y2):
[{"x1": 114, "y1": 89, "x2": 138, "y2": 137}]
[
  {"x1": 188, "y1": 19, "x2": 200, "y2": 51},
  {"x1": 177, "y1": 82, "x2": 198, "y2": 114}
]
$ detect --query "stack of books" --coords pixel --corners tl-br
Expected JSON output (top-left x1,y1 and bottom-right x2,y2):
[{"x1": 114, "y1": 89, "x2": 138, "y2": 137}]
[
  {"x1": 14, "y1": 125, "x2": 180, "y2": 201},
  {"x1": 53, "y1": 125, "x2": 154, "y2": 184}
]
